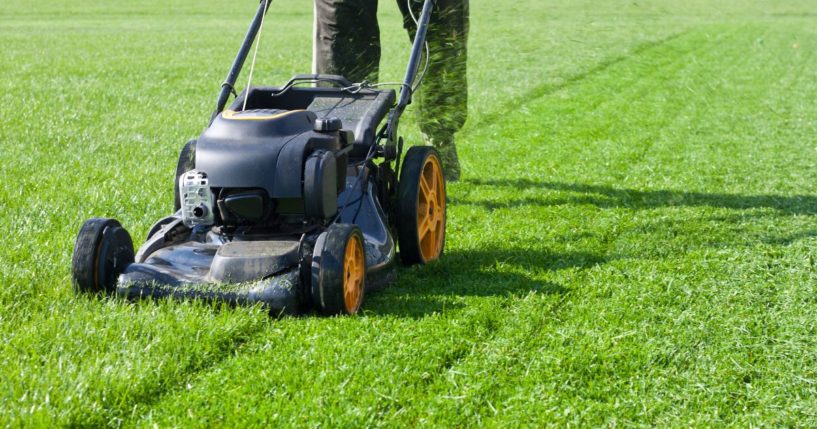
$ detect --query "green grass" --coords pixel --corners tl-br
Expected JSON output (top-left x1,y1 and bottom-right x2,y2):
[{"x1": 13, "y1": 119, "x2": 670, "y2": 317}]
[{"x1": 2, "y1": 0, "x2": 817, "y2": 426}]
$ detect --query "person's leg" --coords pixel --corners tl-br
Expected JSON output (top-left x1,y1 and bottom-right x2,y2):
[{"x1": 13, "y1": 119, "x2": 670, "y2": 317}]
[
  {"x1": 398, "y1": 0, "x2": 469, "y2": 181},
  {"x1": 314, "y1": 0, "x2": 381, "y2": 83}
]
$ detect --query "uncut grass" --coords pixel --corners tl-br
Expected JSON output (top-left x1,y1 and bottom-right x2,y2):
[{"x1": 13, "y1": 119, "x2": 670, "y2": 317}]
[{"x1": 2, "y1": 0, "x2": 817, "y2": 426}]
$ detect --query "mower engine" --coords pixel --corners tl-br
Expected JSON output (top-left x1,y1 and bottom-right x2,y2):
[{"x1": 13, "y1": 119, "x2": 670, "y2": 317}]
[{"x1": 188, "y1": 108, "x2": 349, "y2": 232}]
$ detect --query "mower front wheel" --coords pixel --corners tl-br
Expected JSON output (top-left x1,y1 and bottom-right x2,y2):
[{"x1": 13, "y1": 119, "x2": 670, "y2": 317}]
[
  {"x1": 397, "y1": 146, "x2": 447, "y2": 265},
  {"x1": 71, "y1": 218, "x2": 134, "y2": 295},
  {"x1": 310, "y1": 224, "x2": 366, "y2": 315}
]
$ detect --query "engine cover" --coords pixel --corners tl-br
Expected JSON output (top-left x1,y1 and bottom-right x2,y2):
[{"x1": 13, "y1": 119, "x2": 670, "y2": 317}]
[{"x1": 196, "y1": 109, "x2": 341, "y2": 199}]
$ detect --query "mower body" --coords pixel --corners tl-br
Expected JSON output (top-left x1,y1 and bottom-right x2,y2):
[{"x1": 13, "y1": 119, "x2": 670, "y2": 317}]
[
  {"x1": 117, "y1": 83, "x2": 399, "y2": 314},
  {"x1": 72, "y1": 0, "x2": 446, "y2": 315}
]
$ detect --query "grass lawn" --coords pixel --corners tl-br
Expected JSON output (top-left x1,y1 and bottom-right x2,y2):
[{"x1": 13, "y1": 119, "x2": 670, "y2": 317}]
[{"x1": 2, "y1": 0, "x2": 817, "y2": 426}]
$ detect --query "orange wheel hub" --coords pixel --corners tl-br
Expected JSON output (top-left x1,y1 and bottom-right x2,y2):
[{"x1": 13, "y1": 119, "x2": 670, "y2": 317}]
[
  {"x1": 416, "y1": 155, "x2": 446, "y2": 262},
  {"x1": 343, "y1": 234, "x2": 365, "y2": 313}
]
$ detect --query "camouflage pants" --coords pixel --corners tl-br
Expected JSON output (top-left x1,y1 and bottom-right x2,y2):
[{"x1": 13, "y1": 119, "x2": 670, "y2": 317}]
[{"x1": 313, "y1": 0, "x2": 469, "y2": 143}]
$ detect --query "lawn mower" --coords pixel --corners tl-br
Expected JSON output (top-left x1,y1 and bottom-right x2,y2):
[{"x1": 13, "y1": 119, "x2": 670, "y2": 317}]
[{"x1": 70, "y1": 0, "x2": 447, "y2": 315}]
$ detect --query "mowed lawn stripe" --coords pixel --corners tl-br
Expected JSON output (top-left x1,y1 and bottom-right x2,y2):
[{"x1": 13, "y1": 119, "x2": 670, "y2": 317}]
[
  {"x1": 131, "y1": 301, "x2": 542, "y2": 427},
  {"x1": 458, "y1": 23, "x2": 817, "y2": 426}
]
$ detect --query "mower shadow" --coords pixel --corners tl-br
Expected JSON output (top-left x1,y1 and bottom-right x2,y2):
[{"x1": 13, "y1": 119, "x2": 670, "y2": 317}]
[
  {"x1": 458, "y1": 178, "x2": 817, "y2": 216},
  {"x1": 365, "y1": 247, "x2": 605, "y2": 318}
]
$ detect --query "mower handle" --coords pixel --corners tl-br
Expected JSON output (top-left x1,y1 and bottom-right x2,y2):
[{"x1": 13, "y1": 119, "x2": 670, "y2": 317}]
[
  {"x1": 210, "y1": 0, "x2": 271, "y2": 124},
  {"x1": 284, "y1": 74, "x2": 354, "y2": 88},
  {"x1": 381, "y1": 0, "x2": 434, "y2": 158}
]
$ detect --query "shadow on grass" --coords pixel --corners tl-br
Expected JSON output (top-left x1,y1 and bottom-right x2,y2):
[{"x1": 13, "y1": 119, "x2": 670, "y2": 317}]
[
  {"x1": 459, "y1": 178, "x2": 817, "y2": 215},
  {"x1": 368, "y1": 179, "x2": 817, "y2": 317},
  {"x1": 366, "y1": 247, "x2": 606, "y2": 318}
]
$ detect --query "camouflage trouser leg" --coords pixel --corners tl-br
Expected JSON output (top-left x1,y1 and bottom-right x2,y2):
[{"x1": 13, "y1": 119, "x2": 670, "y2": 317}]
[
  {"x1": 313, "y1": 0, "x2": 381, "y2": 83},
  {"x1": 398, "y1": 0, "x2": 469, "y2": 180},
  {"x1": 397, "y1": 0, "x2": 469, "y2": 141},
  {"x1": 314, "y1": 0, "x2": 469, "y2": 179}
]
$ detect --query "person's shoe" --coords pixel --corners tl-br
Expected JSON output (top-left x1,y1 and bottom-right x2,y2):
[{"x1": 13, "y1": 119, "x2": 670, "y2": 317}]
[{"x1": 427, "y1": 138, "x2": 461, "y2": 182}]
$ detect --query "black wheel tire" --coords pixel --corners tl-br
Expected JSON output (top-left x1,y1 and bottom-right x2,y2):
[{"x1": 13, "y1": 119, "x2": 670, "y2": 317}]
[
  {"x1": 397, "y1": 146, "x2": 447, "y2": 266},
  {"x1": 71, "y1": 218, "x2": 135, "y2": 295},
  {"x1": 173, "y1": 140, "x2": 196, "y2": 212},
  {"x1": 310, "y1": 224, "x2": 366, "y2": 315}
]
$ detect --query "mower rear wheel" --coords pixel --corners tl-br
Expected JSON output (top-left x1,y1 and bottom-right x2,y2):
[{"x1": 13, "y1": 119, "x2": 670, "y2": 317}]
[
  {"x1": 397, "y1": 146, "x2": 446, "y2": 265},
  {"x1": 311, "y1": 224, "x2": 366, "y2": 315},
  {"x1": 71, "y1": 218, "x2": 134, "y2": 295},
  {"x1": 173, "y1": 140, "x2": 196, "y2": 212}
]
